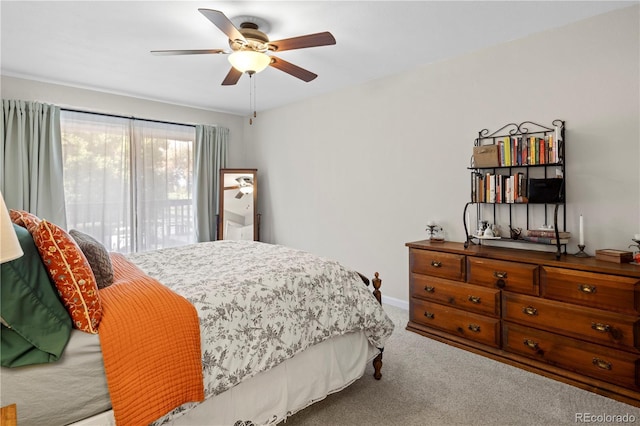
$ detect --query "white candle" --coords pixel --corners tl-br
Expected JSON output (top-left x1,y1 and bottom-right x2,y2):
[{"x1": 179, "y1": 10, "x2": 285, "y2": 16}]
[{"x1": 579, "y1": 215, "x2": 584, "y2": 246}]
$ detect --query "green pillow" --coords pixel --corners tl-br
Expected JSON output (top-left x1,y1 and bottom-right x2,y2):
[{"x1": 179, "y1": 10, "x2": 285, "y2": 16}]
[{"x1": 1, "y1": 224, "x2": 72, "y2": 367}]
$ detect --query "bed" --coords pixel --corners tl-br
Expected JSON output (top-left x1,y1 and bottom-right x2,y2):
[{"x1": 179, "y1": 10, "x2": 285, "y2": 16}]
[{"x1": 1, "y1": 220, "x2": 394, "y2": 426}]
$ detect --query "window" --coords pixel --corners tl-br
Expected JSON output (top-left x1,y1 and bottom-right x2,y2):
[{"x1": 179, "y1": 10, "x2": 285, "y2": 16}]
[{"x1": 61, "y1": 111, "x2": 196, "y2": 253}]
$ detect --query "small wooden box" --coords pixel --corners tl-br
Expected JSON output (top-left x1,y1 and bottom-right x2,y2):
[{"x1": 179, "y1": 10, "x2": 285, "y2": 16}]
[
  {"x1": 595, "y1": 249, "x2": 633, "y2": 263},
  {"x1": 473, "y1": 145, "x2": 499, "y2": 168}
]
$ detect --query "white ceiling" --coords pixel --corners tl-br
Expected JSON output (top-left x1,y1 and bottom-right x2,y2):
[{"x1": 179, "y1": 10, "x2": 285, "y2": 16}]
[{"x1": 1, "y1": 1, "x2": 634, "y2": 116}]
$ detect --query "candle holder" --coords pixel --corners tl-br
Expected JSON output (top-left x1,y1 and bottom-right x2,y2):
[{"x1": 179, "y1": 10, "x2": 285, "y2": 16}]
[{"x1": 574, "y1": 244, "x2": 590, "y2": 257}]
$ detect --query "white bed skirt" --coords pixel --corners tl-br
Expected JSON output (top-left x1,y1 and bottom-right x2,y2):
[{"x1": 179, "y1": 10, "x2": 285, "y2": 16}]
[{"x1": 73, "y1": 331, "x2": 376, "y2": 426}]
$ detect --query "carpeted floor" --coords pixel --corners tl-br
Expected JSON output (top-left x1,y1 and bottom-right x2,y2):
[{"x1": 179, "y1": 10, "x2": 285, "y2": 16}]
[{"x1": 281, "y1": 304, "x2": 640, "y2": 426}]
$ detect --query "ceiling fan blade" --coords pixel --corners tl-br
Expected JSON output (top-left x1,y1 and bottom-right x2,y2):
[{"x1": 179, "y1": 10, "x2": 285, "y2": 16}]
[
  {"x1": 221, "y1": 67, "x2": 243, "y2": 86},
  {"x1": 151, "y1": 49, "x2": 227, "y2": 56},
  {"x1": 235, "y1": 191, "x2": 244, "y2": 199},
  {"x1": 198, "y1": 9, "x2": 246, "y2": 43},
  {"x1": 269, "y1": 56, "x2": 317, "y2": 82},
  {"x1": 269, "y1": 32, "x2": 336, "y2": 52}
]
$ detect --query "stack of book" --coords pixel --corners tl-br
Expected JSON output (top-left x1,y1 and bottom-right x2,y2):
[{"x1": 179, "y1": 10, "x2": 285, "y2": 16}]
[
  {"x1": 494, "y1": 134, "x2": 562, "y2": 167},
  {"x1": 521, "y1": 229, "x2": 571, "y2": 244},
  {"x1": 471, "y1": 172, "x2": 527, "y2": 203}
]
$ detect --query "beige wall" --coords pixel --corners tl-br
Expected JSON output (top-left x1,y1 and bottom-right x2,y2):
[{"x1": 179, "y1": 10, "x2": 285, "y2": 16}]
[
  {"x1": 244, "y1": 5, "x2": 640, "y2": 304},
  {"x1": 0, "y1": 76, "x2": 247, "y2": 166}
]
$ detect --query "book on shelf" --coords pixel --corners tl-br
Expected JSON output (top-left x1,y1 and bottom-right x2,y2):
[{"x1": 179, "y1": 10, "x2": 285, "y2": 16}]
[
  {"x1": 504, "y1": 137, "x2": 511, "y2": 166},
  {"x1": 548, "y1": 134, "x2": 556, "y2": 164},
  {"x1": 529, "y1": 136, "x2": 535, "y2": 164},
  {"x1": 472, "y1": 173, "x2": 485, "y2": 203},
  {"x1": 526, "y1": 229, "x2": 571, "y2": 238},
  {"x1": 488, "y1": 174, "x2": 496, "y2": 203},
  {"x1": 515, "y1": 172, "x2": 525, "y2": 200},
  {"x1": 522, "y1": 236, "x2": 569, "y2": 244}
]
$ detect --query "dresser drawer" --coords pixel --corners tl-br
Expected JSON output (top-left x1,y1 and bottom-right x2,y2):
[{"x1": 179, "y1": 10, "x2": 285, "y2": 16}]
[
  {"x1": 410, "y1": 298, "x2": 500, "y2": 347},
  {"x1": 410, "y1": 274, "x2": 500, "y2": 317},
  {"x1": 503, "y1": 292, "x2": 640, "y2": 352},
  {"x1": 541, "y1": 266, "x2": 640, "y2": 315},
  {"x1": 410, "y1": 249, "x2": 465, "y2": 281},
  {"x1": 468, "y1": 258, "x2": 539, "y2": 295},
  {"x1": 504, "y1": 322, "x2": 640, "y2": 390}
]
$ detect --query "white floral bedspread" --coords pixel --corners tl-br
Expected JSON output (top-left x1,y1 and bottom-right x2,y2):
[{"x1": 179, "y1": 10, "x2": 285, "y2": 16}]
[{"x1": 125, "y1": 240, "x2": 394, "y2": 422}]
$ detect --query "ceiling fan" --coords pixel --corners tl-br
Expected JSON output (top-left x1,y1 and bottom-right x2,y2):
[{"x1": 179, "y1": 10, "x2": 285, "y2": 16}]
[
  {"x1": 151, "y1": 8, "x2": 336, "y2": 86},
  {"x1": 224, "y1": 176, "x2": 254, "y2": 199}
]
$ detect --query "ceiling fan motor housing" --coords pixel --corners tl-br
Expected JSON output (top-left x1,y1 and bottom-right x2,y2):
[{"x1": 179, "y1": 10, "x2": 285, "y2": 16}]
[{"x1": 229, "y1": 22, "x2": 270, "y2": 52}]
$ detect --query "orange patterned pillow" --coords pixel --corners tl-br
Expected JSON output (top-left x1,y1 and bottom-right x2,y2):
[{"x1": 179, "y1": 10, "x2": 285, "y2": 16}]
[
  {"x1": 9, "y1": 209, "x2": 41, "y2": 232},
  {"x1": 32, "y1": 220, "x2": 102, "y2": 333}
]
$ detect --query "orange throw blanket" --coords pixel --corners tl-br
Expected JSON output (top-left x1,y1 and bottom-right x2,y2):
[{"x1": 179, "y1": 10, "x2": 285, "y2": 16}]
[{"x1": 99, "y1": 253, "x2": 204, "y2": 425}]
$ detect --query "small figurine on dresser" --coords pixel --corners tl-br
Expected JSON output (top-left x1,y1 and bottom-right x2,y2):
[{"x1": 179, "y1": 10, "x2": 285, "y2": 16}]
[
  {"x1": 509, "y1": 225, "x2": 522, "y2": 240},
  {"x1": 426, "y1": 221, "x2": 445, "y2": 242}
]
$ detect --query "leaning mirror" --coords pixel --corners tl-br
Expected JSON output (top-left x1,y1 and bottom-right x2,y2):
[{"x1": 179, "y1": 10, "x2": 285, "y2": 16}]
[{"x1": 218, "y1": 168, "x2": 258, "y2": 241}]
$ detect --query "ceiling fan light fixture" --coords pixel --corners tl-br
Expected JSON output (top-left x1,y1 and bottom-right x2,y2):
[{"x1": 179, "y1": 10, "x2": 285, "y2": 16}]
[
  {"x1": 228, "y1": 50, "x2": 271, "y2": 74},
  {"x1": 239, "y1": 185, "x2": 254, "y2": 194}
]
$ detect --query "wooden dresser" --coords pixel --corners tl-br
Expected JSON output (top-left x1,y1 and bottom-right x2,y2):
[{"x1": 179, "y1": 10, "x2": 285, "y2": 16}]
[{"x1": 406, "y1": 240, "x2": 640, "y2": 407}]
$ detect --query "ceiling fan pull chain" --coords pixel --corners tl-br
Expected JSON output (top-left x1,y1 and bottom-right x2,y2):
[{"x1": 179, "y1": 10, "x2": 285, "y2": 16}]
[
  {"x1": 247, "y1": 73, "x2": 257, "y2": 125},
  {"x1": 249, "y1": 73, "x2": 254, "y2": 125},
  {"x1": 252, "y1": 73, "x2": 257, "y2": 124}
]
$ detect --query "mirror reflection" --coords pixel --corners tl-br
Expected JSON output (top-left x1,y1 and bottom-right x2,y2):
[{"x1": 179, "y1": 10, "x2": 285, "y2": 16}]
[{"x1": 218, "y1": 169, "x2": 258, "y2": 241}]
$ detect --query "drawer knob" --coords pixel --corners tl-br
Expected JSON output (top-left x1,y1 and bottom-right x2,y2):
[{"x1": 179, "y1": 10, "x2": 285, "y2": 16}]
[
  {"x1": 591, "y1": 322, "x2": 611, "y2": 333},
  {"x1": 493, "y1": 271, "x2": 508, "y2": 279},
  {"x1": 424, "y1": 311, "x2": 435, "y2": 319},
  {"x1": 578, "y1": 284, "x2": 597, "y2": 294},
  {"x1": 424, "y1": 286, "x2": 435, "y2": 293},
  {"x1": 523, "y1": 339, "x2": 539, "y2": 350},
  {"x1": 431, "y1": 260, "x2": 442, "y2": 268},
  {"x1": 592, "y1": 358, "x2": 612, "y2": 371},
  {"x1": 522, "y1": 306, "x2": 538, "y2": 316},
  {"x1": 467, "y1": 324, "x2": 481, "y2": 333},
  {"x1": 467, "y1": 295, "x2": 481, "y2": 304}
]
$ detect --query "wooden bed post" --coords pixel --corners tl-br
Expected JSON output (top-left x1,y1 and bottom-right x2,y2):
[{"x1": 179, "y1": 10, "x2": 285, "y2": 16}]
[
  {"x1": 356, "y1": 271, "x2": 385, "y2": 380},
  {"x1": 372, "y1": 272, "x2": 383, "y2": 380},
  {"x1": 372, "y1": 272, "x2": 382, "y2": 305}
]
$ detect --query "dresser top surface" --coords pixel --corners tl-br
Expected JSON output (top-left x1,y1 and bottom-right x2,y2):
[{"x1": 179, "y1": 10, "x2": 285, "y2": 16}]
[{"x1": 406, "y1": 240, "x2": 640, "y2": 278}]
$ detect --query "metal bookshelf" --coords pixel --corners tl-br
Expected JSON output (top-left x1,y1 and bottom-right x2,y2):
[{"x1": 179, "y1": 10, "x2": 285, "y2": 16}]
[{"x1": 463, "y1": 120, "x2": 566, "y2": 258}]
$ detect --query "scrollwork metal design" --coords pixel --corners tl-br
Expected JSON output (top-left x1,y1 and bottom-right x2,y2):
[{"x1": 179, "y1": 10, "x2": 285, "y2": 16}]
[{"x1": 474, "y1": 120, "x2": 561, "y2": 146}]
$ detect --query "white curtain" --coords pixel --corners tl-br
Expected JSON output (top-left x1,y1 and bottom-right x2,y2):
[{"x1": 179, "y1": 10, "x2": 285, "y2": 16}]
[
  {"x1": 61, "y1": 111, "x2": 195, "y2": 252},
  {"x1": 1, "y1": 99, "x2": 67, "y2": 227},
  {"x1": 133, "y1": 120, "x2": 195, "y2": 251},
  {"x1": 194, "y1": 125, "x2": 228, "y2": 242}
]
